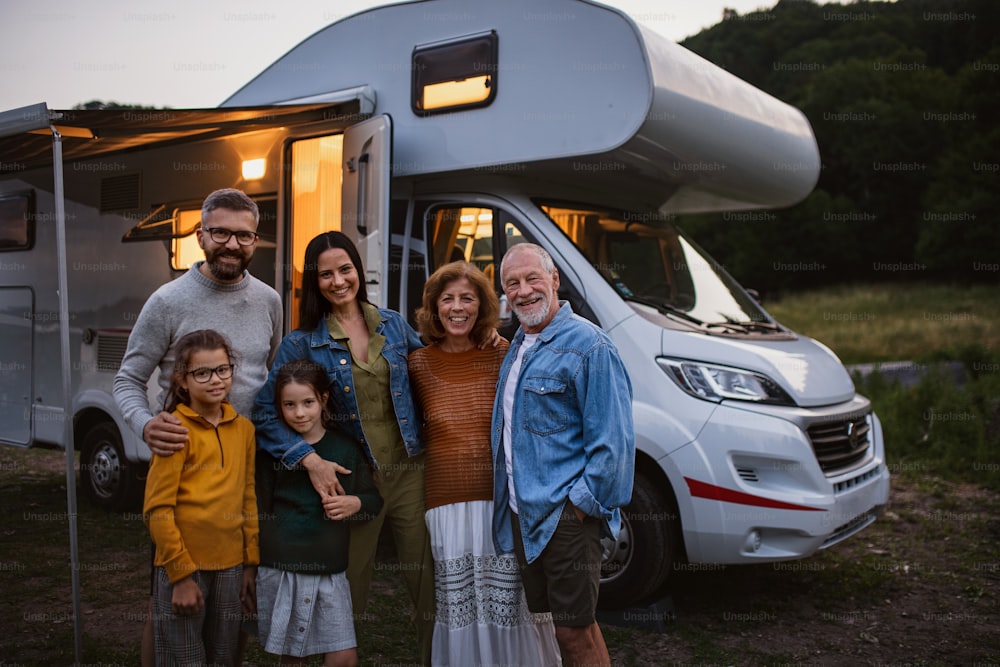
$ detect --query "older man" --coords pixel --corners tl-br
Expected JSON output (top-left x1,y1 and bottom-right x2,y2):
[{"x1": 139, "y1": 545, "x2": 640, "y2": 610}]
[{"x1": 491, "y1": 242, "x2": 635, "y2": 667}]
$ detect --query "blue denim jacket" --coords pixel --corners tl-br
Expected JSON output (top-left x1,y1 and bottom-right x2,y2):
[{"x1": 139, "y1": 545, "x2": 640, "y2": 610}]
[
  {"x1": 491, "y1": 302, "x2": 635, "y2": 563},
  {"x1": 252, "y1": 306, "x2": 424, "y2": 469}
]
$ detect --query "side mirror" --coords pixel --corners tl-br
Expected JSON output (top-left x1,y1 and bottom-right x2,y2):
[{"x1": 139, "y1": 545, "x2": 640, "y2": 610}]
[{"x1": 499, "y1": 293, "x2": 512, "y2": 325}]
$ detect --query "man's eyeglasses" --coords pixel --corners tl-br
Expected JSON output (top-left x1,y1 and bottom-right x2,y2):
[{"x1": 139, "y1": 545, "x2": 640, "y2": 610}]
[
  {"x1": 186, "y1": 364, "x2": 235, "y2": 383},
  {"x1": 203, "y1": 227, "x2": 258, "y2": 246}
]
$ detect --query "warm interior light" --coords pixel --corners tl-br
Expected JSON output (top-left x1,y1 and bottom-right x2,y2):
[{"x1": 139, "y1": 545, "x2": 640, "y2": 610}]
[
  {"x1": 242, "y1": 158, "x2": 266, "y2": 180},
  {"x1": 171, "y1": 209, "x2": 203, "y2": 271},
  {"x1": 28, "y1": 125, "x2": 95, "y2": 139},
  {"x1": 422, "y1": 75, "x2": 492, "y2": 110}
]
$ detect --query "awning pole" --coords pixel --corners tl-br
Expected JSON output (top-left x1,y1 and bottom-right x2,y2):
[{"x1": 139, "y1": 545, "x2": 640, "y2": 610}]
[{"x1": 52, "y1": 124, "x2": 84, "y2": 665}]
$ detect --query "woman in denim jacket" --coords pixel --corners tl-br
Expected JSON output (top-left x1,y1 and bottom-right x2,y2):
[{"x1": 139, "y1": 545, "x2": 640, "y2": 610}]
[{"x1": 252, "y1": 231, "x2": 434, "y2": 663}]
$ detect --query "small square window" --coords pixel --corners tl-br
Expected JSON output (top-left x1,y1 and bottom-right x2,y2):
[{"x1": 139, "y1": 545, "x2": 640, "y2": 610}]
[
  {"x1": 0, "y1": 191, "x2": 34, "y2": 251},
  {"x1": 412, "y1": 31, "x2": 498, "y2": 116}
]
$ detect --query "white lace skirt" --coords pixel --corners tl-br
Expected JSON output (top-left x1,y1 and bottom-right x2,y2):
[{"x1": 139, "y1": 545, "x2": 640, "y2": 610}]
[{"x1": 425, "y1": 500, "x2": 562, "y2": 667}]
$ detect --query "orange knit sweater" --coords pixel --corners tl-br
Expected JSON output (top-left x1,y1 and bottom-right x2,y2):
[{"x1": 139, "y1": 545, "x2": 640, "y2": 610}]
[{"x1": 409, "y1": 340, "x2": 509, "y2": 511}]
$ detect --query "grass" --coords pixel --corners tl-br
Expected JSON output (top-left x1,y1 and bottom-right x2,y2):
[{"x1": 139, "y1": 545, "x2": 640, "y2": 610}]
[
  {"x1": 764, "y1": 282, "x2": 1000, "y2": 364},
  {"x1": 3, "y1": 447, "x2": 1000, "y2": 664}
]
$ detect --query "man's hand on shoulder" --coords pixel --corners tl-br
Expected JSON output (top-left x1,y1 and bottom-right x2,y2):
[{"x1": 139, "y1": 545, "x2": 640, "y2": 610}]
[{"x1": 143, "y1": 412, "x2": 189, "y2": 456}]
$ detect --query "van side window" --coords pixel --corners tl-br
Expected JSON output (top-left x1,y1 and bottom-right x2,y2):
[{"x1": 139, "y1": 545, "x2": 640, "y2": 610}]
[
  {"x1": 425, "y1": 204, "x2": 500, "y2": 283},
  {"x1": 412, "y1": 31, "x2": 498, "y2": 115},
  {"x1": 170, "y1": 209, "x2": 203, "y2": 271},
  {"x1": 0, "y1": 192, "x2": 34, "y2": 250}
]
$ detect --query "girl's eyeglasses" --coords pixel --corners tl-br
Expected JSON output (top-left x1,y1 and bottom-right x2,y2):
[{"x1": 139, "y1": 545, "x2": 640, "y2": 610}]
[{"x1": 186, "y1": 364, "x2": 235, "y2": 383}]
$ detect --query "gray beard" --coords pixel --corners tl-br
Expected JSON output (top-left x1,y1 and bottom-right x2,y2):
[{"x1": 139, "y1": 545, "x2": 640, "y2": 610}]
[{"x1": 512, "y1": 294, "x2": 550, "y2": 328}]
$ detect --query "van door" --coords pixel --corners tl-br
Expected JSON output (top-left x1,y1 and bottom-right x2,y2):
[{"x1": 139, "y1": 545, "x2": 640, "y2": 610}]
[
  {"x1": 0, "y1": 287, "x2": 32, "y2": 445},
  {"x1": 342, "y1": 115, "x2": 392, "y2": 308}
]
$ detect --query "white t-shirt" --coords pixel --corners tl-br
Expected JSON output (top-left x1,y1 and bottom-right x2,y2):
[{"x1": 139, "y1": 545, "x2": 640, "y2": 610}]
[{"x1": 501, "y1": 333, "x2": 538, "y2": 514}]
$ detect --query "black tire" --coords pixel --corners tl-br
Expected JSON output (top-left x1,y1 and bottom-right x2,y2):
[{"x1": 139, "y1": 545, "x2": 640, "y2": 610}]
[
  {"x1": 598, "y1": 472, "x2": 678, "y2": 610},
  {"x1": 79, "y1": 422, "x2": 145, "y2": 512}
]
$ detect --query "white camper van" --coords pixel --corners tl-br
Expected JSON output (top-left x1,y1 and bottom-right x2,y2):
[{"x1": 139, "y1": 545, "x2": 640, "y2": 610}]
[{"x1": 0, "y1": 0, "x2": 889, "y2": 607}]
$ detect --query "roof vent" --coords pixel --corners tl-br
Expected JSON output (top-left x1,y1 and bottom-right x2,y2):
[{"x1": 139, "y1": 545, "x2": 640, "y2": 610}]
[{"x1": 100, "y1": 173, "x2": 141, "y2": 212}]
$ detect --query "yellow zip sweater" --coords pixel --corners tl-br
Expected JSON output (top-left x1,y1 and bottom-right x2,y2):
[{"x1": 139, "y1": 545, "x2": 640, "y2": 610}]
[{"x1": 144, "y1": 402, "x2": 260, "y2": 583}]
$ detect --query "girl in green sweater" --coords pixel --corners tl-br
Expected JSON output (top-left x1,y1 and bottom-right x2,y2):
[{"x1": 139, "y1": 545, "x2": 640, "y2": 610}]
[{"x1": 255, "y1": 359, "x2": 382, "y2": 666}]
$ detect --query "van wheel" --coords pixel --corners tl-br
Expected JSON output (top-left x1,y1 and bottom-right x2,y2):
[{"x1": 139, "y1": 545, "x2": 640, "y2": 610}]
[
  {"x1": 598, "y1": 472, "x2": 678, "y2": 610},
  {"x1": 80, "y1": 423, "x2": 145, "y2": 512}
]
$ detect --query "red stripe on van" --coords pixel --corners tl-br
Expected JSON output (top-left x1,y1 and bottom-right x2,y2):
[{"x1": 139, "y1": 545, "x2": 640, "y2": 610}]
[{"x1": 685, "y1": 477, "x2": 825, "y2": 511}]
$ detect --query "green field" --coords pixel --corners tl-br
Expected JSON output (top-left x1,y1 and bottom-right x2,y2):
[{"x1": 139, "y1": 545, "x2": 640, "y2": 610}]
[{"x1": 764, "y1": 282, "x2": 1000, "y2": 365}]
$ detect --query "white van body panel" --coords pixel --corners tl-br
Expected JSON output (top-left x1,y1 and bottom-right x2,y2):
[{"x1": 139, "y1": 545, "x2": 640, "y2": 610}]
[{"x1": 666, "y1": 405, "x2": 889, "y2": 563}]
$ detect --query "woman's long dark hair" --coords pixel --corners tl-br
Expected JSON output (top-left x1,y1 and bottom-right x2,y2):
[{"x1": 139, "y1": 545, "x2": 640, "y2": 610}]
[
  {"x1": 163, "y1": 329, "x2": 237, "y2": 413},
  {"x1": 298, "y1": 231, "x2": 369, "y2": 331}
]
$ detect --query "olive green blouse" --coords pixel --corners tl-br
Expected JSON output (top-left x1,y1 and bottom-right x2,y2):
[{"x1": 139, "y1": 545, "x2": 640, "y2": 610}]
[{"x1": 326, "y1": 302, "x2": 407, "y2": 468}]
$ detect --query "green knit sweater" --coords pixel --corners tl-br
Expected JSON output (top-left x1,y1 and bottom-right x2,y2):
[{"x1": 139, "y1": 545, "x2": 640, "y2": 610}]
[{"x1": 256, "y1": 428, "x2": 382, "y2": 574}]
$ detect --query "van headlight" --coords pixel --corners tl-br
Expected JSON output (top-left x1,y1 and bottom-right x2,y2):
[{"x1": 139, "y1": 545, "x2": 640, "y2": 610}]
[{"x1": 657, "y1": 357, "x2": 795, "y2": 405}]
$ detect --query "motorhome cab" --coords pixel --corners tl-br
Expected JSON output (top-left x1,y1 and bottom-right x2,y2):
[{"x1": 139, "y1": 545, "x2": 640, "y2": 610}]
[{"x1": 0, "y1": 0, "x2": 889, "y2": 607}]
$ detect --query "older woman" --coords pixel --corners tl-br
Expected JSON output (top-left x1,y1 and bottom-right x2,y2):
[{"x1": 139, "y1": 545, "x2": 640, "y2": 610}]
[{"x1": 409, "y1": 261, "x2": 560, "y2": 667}]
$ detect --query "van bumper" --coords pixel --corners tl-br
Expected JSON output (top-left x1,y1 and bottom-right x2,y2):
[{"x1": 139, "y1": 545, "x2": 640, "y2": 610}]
[{"x1": 668, "y1": 397, "x2": 891, "y2": 564}]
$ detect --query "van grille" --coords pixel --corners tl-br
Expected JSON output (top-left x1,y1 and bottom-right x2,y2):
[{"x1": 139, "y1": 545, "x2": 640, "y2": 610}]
[
  {"x1": 96, "y1": 332, "x2": 130, "y2": 371},
  {"x1": 807, "y1": 414, "x2": 871, "y2": 475}
]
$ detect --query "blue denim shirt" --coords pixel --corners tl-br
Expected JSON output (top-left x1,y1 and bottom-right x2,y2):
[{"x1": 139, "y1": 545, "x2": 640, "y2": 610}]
[
  {"x1": 491, "y1": 302, "x2": 635, "y2": 563},
  {"x1": 252, "y1": 306, "x2": 424, "y2": 469}
]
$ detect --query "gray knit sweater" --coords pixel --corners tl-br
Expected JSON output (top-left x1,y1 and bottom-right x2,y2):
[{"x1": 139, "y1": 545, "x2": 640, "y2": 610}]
[{"x1": 113, "y1": 262, "x2": 282, "y2": 439}]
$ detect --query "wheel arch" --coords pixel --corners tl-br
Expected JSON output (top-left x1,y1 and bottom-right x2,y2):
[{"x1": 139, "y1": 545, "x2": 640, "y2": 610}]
[
  {"x1": 73, "y1": 406, "x2": 116, "y2": 451},
  {"x1": 72, "y1": 389, "x2": 149, "y2": 463},
  {"x1": 634, "y1": 448, "x2": 686, "y2": 562}
]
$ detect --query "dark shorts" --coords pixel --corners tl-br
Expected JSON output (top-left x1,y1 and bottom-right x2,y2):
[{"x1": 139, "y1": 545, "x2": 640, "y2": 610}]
[{"x1": 512, "y1": 501, "x2": 603, "y2": 627}]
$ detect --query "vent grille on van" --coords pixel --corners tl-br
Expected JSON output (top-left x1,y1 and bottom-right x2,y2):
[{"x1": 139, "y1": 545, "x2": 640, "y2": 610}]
[
  {"x1": 807, "y1": 415, "x2": 872, "y2": 475},
  {"x1": 100, "y1": 174, "x2": 141, "y2": 211},
  {"x1": 96, "y1": 332, "x2": 130, "y2": 372}
]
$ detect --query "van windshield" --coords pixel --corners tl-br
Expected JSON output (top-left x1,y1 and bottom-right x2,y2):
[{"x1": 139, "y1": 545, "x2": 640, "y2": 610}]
[{"x1": 540, "y1": 204, "x2": 776, "y2": 331}]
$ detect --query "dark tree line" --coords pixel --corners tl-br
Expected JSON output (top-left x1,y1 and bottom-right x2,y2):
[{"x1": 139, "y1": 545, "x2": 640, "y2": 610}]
[
  {"x1": 677, "y1": 0, "x2": 999, "y2": 292},
  {"x1": 72, "y1": 101, "x2": 162, "y2": 110}
]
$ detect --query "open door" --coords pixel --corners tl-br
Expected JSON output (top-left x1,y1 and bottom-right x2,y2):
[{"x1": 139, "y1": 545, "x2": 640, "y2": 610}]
[{"x1": 342, "y1": 115, "x2": 392, "y2": 308}]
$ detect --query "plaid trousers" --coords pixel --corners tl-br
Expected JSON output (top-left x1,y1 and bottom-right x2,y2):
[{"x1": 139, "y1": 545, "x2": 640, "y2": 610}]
[{"x1": 152, "y1": 565, "x2": 243, "y2": 666}]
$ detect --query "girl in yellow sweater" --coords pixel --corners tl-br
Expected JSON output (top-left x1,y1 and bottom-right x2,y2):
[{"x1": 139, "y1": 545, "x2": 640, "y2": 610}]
[{"x1": 143, "y1": 329, "x2": 259, "y2": 666}]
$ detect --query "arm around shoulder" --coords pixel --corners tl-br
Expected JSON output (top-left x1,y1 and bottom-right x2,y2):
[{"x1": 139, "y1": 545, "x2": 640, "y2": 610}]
[{"x1": 114, "y1": 293, "x2": 172, "y2": 439}]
